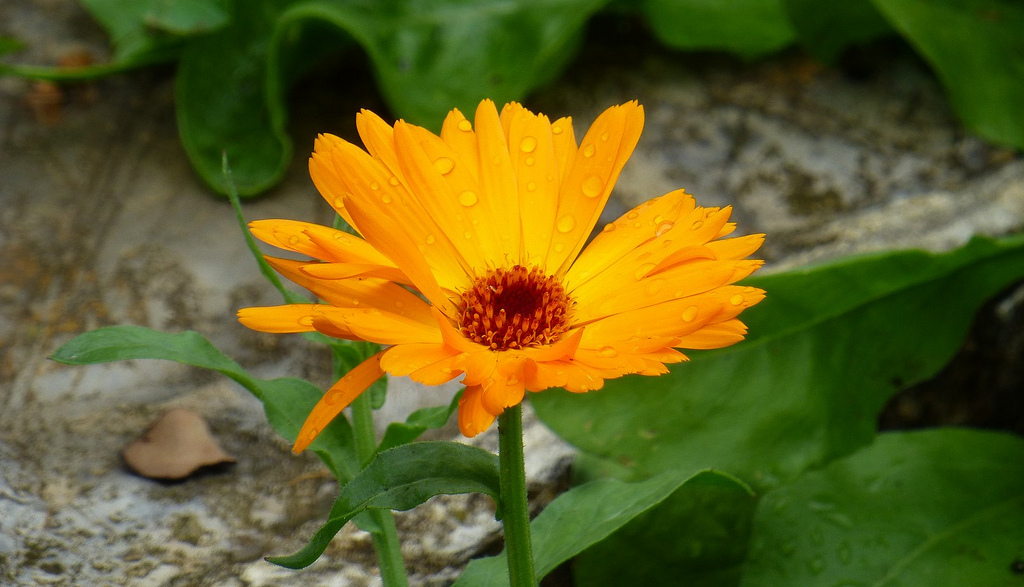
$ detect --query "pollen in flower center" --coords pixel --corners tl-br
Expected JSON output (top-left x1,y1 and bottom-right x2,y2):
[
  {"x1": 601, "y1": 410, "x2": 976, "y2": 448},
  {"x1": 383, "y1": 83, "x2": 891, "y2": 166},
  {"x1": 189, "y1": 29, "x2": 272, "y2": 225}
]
[{"x1": 458, "y1": 265, "x2": 571, "y2": 351}]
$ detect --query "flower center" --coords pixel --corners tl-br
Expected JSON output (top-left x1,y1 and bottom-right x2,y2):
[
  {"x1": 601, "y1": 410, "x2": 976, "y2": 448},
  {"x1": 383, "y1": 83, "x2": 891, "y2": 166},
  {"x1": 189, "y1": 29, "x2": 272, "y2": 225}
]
[{"x1": 458, "y1": 265, "x2": 571, "y2": 351}]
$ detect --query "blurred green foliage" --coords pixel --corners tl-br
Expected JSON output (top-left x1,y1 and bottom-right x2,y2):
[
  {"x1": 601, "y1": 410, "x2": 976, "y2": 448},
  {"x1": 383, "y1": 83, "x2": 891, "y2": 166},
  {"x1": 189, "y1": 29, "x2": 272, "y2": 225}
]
[{"x1": 2, "y1": 0, "x2": 1022, "y2": 195}]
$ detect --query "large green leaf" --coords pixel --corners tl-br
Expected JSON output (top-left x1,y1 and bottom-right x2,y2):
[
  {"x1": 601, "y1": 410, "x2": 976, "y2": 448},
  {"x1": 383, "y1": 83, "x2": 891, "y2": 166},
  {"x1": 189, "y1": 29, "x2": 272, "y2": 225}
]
[
  {"x1": 50, "y1": 325, "x2": 359, "y2": 480},
  {"x1": 872, "y1": 0, "x2": 1024, "y2": 149},
  {"x1": 268, "y1": 440, "x2": 501, "y2": 568},
  {"x1": 742, "y1": 429, "x2": 1024, "y2": 586},
  {"x1": 572, "y1": 477, "x2": 758, "y2": 587},
  {"x1": 781, "y1": 0, "x2": 893, "y2": 62},
  {"x1": 637, "y1": 0, "x2": 795, "y2": 58},
  {"x1": 176, "y1": 0, "x2": 607, "y2": 195},
  {"x1": 533, "y1": 234, "x2": 1024, "y2": 491},
  {"x1": 453, "y1": 469, "x2": 752, "y2": 586}
]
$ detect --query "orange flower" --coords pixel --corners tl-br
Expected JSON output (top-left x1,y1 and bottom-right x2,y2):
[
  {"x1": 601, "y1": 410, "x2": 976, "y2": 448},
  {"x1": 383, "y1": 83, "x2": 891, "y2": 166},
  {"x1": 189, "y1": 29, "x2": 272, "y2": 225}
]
[{"x1": 238, "y1": 100, "x2": 764, "y2": 451}]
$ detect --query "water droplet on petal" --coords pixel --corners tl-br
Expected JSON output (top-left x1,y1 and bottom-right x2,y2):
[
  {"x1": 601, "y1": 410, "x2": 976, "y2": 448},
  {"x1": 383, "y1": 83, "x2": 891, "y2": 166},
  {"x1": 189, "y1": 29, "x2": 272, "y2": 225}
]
[
  {"x1": 682, "y1": 305, "x2": 698, "y2": 322},
  {"x1": 553, "y1": 243, "x2": 565, "y2": 252},
  {"x1": 634, "y1": 263, "x2": 655, "y2": 280},
  {"x1": 457, "y1": 119, "x2": 472, "y2": 132},
  {"x1": 333, "y1": 197, "x2": 345, "y2": 209},
  {"x1": 464, "y1": 230, "x2": 473, "y2": 239},
  {"x1": 381, "y1": 193, "x2": 393, "y2": 204},
  {"x1": 520, "y1": 136, "x2": 537, "y2": 153},
  {"x1": 298, "y1": 315, "x2": 314, "y2": 327},
  {"x1": 556, "y1": 215, "x2": 576, "y2": 233},
  {"x1": 458, "y1": 190, "x2": 478, "y2": 206},
  {"x1": 552, "y1": 125, "x2": 564, "y2": 135},
  {"x1": 582, "y1": 174, "x2": 603, "y2": 198},
  {"x1": 324, "y1": 390, "x2": 343, "y2": 406},
  {"x1": 288, "y1": 235, "x2": 300, "y2": 245},
  {"x1": 692, "y1": 220, "x2": 704, "y2": 230},
  {"x1": 388, "y1": 176, "x2": 400, "y2": 186},
  {"x1": 656, "y1": 221, "x2": 674, "y2": 236},
  {"x1": 627, "y1": 211, "x2": 639, "y2": 220},
  {"x1": 730, "y1": 294, "x2": 744, "y2": 306},
  {"x1": 525, "y1": 156, "x2": 535, "y2": 166},
  {"x1": 597, "y1": 346, "x2": 617, "y2": 358},
  {"x1": 370, "y1": 181, "x2": 380, "y2": 190},
  {"x1": 527, "y1": 182, "x2": 537, "y2": 192},
  {"x1": 433, "y1": 157, "x2": 455, "y2": 175},
  {"x1": 425, "y1": 234, "x2": 436, "y2": 245},
  {"x1": 600, "y1": 131, "x2": 610, "y2": 141},
  {"x1": 602, "y1": 223, "x2": 616, "y2": 233},
  {"x1": 582, "y1": 144, "x2": 596, "y2": 158}
]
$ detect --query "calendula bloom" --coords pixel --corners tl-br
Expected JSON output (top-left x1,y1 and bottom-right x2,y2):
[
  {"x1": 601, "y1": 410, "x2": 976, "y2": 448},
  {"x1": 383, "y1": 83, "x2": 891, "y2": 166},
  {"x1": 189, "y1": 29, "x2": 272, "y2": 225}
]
[{"x1": 238, "y1": 100, "x2": 764, "y2": 452}]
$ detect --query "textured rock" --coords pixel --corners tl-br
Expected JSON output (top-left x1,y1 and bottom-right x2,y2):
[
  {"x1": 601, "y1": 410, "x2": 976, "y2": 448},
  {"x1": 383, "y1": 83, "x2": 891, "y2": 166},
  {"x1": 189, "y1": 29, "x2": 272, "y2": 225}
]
[{"x1": 1, "y1": 6, "x2": 1022, "y2": 586}]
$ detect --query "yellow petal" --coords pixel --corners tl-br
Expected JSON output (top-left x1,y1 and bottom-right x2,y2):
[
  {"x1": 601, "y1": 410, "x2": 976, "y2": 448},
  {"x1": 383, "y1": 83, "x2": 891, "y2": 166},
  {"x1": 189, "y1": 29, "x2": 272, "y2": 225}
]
[
  {"x1": 380, "y1": 343, "x2": 461, "y2": 381},
  {"x1": 548, "y1": 102, "x2": 645, "y2": 275},
  {"x1": 675, "y1": 319, "x2": 749, "y2": 349},
  {"x1": 309, "y1": 134, "x2": 357, "y2": 227},
  {"x1": 480, "y1": 355, "x2": 527, "y2": 415},
  {"x1": 237, "y1": 304, "x2": 323, "y2": 333},
  {"x1": 440, "y1": 108, "x2": 480, "y2": 182},
  {"x1": 473, "y1": 99, "x2": 521, "y2": 260},
  {"x1": 264, "y1": 257, "x2": 433, "y2": 324},
  {"x1": 505, "y1": 108, "x2": 560, "y2": 270},
  {"x1": 550, "y1": 116, "x2": 577, "y2": 186},
  {"x1": 248, "y1": 218, "x2": 396, "y2": 268},
  {"x1": 317, "y1": 308, "x2": 443, "y2": 346},
  {"x1": 293, "y1": 351, "x2": 386, "y2": 453},
  {"x1": 458, "y1": 385, "x2": 497, "y2": 437},
  {"x1": 524, "y1": 359, "x2": 604, "y2": 393}
]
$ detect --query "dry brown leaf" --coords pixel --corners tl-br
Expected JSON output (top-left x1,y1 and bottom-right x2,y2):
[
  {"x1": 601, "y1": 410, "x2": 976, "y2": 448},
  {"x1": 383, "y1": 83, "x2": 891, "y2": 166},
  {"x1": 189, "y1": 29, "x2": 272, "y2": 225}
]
[{"x1": 123, "y1": 409, "x2": 235, "y2": 480}]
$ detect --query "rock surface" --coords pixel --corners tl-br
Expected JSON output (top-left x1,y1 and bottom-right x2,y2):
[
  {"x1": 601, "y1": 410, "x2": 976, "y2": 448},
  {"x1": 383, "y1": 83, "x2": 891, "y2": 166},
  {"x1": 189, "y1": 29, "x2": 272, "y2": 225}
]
[{"x1": 1, "y1": 5, "x2": 1023, "y2": 587}]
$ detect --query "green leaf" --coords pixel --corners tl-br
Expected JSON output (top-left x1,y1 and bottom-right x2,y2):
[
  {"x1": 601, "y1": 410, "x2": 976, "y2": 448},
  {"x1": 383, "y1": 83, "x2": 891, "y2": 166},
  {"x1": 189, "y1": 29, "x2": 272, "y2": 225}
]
[
  {"x1": 176, "y1": 0, "x2": 292, "y2": 196},
  {"x1": 0, "y1": 36, "x2": 25, "y2": 56},
  {"x1": 50, "y1": 325, "x2": 358, "y2": 480},
  {"x1": 872, "y1": 0, "x2": 1024, "y2": 149},
  {"x1": 377, "y1": 391, "x2": 461, "y2": 453},
  {"x1": 533, "y1": 234, "x2": 1024, "y2": 491},
  {"x1": 176, "y1": 0, "x2": 607, "y2": 195},
  {"x1": 453, "y1": 469, "x2": 753, "y2": 586},
  {"x1": 144, "y1": 0, "x2": 231, "y2": 35},
  {"x1": 742, "y1": 429, "x2": 1024, "y2": 586},
  {"x1": 637, "y1": 0, "x2": 795, "y2": 59},
  {"x1": 573, "y1": 477, "x2": 758, "y2": 587},
  {"x1": 781, "y1": 0, "x2": 893, "y2": 62},
  {"x1": 268, "y1": 441, "x2": 501, "y2": 569}
]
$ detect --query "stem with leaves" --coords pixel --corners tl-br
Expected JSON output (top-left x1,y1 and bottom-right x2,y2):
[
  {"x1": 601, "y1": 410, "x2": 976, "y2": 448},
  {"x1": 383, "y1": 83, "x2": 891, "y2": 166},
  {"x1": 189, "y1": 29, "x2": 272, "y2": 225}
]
[{"x1": 498, "y1": 403, "x2": 537, "y2": 586}]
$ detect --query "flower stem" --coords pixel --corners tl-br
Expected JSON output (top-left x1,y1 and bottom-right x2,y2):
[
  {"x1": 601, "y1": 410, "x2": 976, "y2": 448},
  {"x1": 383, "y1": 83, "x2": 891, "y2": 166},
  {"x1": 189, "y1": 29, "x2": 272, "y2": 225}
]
[
  {"x1": 351, "y1": 383, "x2": 408, "y2": 587},
  {"x1": 498, "y1": 403, "x2": 537, "y2": 587}
]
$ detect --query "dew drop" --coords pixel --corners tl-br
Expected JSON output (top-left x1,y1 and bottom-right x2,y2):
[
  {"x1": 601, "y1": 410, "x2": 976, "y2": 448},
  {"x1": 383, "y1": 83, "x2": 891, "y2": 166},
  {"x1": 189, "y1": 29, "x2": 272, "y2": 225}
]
[
  {"x1": 692, "y1": 220, "x2": 704, "y2": 230},
  {"x1": 464, "y1": 230, "x2": 473, "y2": 239},
  {"x1": 582, "y1": 144, "x2": 596, "y2": 158},
  {"x1": 653, "y1": 215, "x2": 664, "y2": 224},
  {"x1": 602, "y1": 223, "x2": 616, "y2": 233},
  {"x1": 458, "y1": 190, "x2": 478, "y2": 206},
  {"x1": 288, "y1": 235, "x2": 300, "y2": 245},
  {"x1": 656, "y1": 222, "x2": 674, "y2": 236},
  {"x1": 552, "y1": 125, "x2": 564, "y2": 135},
  {"x1": 581, "y1": 174, "x2": 603, "y2": 198},
  {"x1": 527, "y1": 182, "x2": 537, "y2": 192},
  {"x1": 634, "y1": 263, "x2": 655, "y2": 280},
  {"x1": 645, "y1": 279, "x2": 664, "y2": 295},
  {"x1": 381, "y1": 193, "x2": 393, "y2": 204},
  {"x1": 457, "y1": 119, "x2": 473, "y2": 132},
  {"x1": 324, "y1": 390, "x2": 343, "y2": 406},
  {"x1": 633, "y1": 222, "x2": 642, "y2": 229},
  {"x1": 507, "y1": 375, "x2": 520, "y2": 385},
  {"x1": 388, "y1": 176, "x2": 400, "y2": 186},
  {"x1": 298, "y1": 315, "x2": 314, "y2": 327},
  {"x1": 334, "y1": 234, "x2": 352, "y2": 245},
  {"x1": 333, "y1": 197, "x2": 345, "y2": 209},
  {"x1": 370, "y1": 181, "x2": 380, "y2": 191},
  {"x1": 556, "y1": 215, "x2": 576, "y2": 233},
  {"x1": 433, "y1": 157, "x2": 455, "y2": 175},
  {"x1": 597, "y1": 346, "x2": 618, "y2": 358},
  {"x1": 627, "y1": 211, "x2": 639, "y2": 220},
  {"x1": 553, "y1": 243, "x2": 565, "y2": 253},
  {"x1": 730, "y1": 294, "x2": 744, "y2": 306},
  {"x1": 600, "y1": 131, "x2": 610, "y2": 141},
  {"x1": 425, "y1": 234, "x2": 436, "y2": 245},
  {"x1": 520, "y1": 136, "x2": 537, "y2": 153},
  {"x1": 681, "y1": 305, "x2": 698, "y2": 322},
  {"x1": 525, "y1": 156, "x2": 535, "y2": 166}
]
